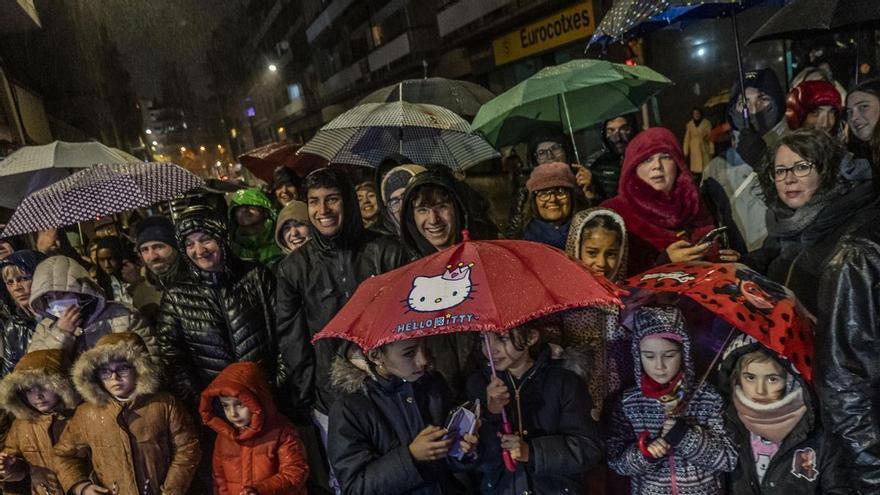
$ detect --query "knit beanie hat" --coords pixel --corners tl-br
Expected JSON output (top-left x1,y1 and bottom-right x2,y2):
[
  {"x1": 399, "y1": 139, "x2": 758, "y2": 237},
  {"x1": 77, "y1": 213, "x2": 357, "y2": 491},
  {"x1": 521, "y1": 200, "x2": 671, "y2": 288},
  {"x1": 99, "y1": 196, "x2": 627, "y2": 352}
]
[
  {"x1": 133, "y1": 216, "x2": 177, "y2": 250},
  {"x1": 380, "y1": 164, "x2": 427, "y2": 203},
  {"x1": 526, "y1": 162, "x2": 577, "y2": 193}
]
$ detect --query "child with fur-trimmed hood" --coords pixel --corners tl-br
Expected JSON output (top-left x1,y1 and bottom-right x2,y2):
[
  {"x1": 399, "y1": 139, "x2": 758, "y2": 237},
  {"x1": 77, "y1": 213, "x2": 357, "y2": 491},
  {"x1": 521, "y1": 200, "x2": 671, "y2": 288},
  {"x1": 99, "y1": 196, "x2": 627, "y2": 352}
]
[
  {"x1": 0, "y1": 349, "x2": 79, "y2": 495},
  {"x1": 607, "y1": 305, "x2": 737, "y2": 495},
  {"x1": 200, "y1": 362, "x2": 309, "y2": 495},
  {"x1": 54, "y1": 332, "x2": 200, "y2": 495},
  {"x1": 719, "y1": 334, "x2": 850, "y2": 494}
]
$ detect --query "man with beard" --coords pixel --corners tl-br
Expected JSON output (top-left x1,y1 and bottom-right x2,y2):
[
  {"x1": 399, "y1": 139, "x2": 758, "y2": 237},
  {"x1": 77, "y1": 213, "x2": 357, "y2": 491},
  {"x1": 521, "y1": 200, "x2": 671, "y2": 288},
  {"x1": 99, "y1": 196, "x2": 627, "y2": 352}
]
[
  {"x1": 586, "y1": 113, "x2": 639, "y2": 200},
  {"x1": 702, "y1": 68, "x2": 787, "y2": 254},
  {"x1": 133, "y1": 216, "x2": 186, "y2": 290},
  {"x1": 276, "y1": 168, "x2": 410, "y2": 493}
]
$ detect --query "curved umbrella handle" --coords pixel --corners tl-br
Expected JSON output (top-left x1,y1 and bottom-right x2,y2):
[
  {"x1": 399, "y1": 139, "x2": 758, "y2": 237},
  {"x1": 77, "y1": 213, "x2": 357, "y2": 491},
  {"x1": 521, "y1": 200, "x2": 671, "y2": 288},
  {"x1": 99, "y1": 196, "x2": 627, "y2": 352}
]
[{"x1": 500, "y1": 421, "x2": 518, "y2": 472}]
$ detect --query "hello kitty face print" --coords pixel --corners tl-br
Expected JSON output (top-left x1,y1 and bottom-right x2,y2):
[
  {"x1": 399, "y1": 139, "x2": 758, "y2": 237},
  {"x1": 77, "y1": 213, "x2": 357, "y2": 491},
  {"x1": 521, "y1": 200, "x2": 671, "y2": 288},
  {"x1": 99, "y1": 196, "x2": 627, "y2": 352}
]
[{"x1": 406, "y1": 262, "x2": 475, "y2": 313}]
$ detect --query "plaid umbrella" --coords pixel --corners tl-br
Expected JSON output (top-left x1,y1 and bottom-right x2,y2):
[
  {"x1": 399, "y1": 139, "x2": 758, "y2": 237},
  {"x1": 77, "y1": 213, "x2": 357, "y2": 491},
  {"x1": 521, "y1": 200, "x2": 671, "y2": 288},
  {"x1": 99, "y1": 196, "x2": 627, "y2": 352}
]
[
  {"x1": 358, "y1": 78, "x2": 496, "y2": 117},
  {"x1": 1, "y1": 162, "x2": 204, "y2": 237},
  {"x1": 299, "y1": 101, "x2": 499, "y2": 170}
]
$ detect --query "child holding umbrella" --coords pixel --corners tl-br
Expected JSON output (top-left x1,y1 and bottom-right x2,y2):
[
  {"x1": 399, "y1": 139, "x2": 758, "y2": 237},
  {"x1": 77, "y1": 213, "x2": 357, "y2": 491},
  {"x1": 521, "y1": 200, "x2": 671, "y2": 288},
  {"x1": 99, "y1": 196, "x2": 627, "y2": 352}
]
[
  {"x1": 607, "y1": 305, "x2": 737, "y2": 495},
  {"x1": 467, "y1": 322, "x2": 604, "y2": 493}
]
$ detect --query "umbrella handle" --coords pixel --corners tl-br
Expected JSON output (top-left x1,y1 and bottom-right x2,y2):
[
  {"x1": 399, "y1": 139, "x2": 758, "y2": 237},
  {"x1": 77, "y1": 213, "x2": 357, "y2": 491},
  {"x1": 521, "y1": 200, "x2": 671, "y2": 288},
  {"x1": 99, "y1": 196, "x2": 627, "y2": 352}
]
[{"x1": 501, "y1": 421, "x2": 518, "y2": 472}]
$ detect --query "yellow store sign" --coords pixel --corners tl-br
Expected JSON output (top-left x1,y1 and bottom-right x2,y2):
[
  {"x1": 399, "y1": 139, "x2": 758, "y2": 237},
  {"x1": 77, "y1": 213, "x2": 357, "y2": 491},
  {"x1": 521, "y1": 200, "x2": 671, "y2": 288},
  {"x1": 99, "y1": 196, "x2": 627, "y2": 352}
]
[{"x1": 493, "y1": 2, "x2": 596, "y2": 66}]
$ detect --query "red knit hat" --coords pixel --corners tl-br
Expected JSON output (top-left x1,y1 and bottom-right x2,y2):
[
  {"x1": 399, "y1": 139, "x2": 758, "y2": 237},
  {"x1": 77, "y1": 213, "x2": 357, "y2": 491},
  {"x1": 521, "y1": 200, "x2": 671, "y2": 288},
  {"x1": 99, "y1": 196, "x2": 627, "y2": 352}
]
[
  {"x1": 785, "y1": 80, "x2": 842, "y2": 130},
  {"x1": 526, "y1": 162, "x2": 577, "y2": 193}
]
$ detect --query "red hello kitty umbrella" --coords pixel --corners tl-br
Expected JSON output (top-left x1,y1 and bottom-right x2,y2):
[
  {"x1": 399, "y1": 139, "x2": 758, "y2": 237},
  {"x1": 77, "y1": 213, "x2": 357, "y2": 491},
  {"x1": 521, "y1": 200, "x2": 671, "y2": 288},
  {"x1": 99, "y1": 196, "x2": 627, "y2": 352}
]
[
  {"x1": 624, "y1": 262, "x2": 815, "y2": 383},
  {"x1": 312, "y1": 233, "x2": 623, "y2": 351}
]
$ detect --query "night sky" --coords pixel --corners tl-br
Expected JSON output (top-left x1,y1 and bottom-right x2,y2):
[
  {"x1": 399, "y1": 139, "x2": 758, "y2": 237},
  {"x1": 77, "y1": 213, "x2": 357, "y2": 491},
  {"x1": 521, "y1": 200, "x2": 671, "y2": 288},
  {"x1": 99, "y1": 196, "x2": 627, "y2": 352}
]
[{"x1": 95, "y1": 0, "x2": 244, "y2": 99}]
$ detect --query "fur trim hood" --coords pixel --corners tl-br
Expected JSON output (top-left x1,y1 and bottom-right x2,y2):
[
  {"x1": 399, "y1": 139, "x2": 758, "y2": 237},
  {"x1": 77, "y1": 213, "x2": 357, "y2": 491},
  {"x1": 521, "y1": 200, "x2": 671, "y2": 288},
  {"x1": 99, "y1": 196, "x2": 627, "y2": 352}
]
[
  {"x1": 330, "y1": 355, "x2": 374, "y2": 395},
  {"x1": 72, "y1": 332, "x2": 160, "y2": 406},
  {"x1": 199, "y1": 362, "x2": 281, "y2": 441},
  {"x1": 0, "y1": 349, "x2": 79, "y2": 420},
  {"x1": 565, "y1": 207, "x2": 629, "y2": 282}
]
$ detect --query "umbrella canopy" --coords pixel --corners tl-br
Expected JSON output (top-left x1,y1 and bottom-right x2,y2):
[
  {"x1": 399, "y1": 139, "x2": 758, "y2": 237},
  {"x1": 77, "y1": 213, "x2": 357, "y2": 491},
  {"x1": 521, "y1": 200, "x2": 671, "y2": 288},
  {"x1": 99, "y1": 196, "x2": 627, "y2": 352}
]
[
  {"x1": 1, "y1": 162, "x2": 204, "y2": 237},
  {"x1": 749, "y1": 0, "x2": 880, "y2": 44},
  {"x1": 358, "y1": 77, "x2": 496, "y2": 117},
  {"x1": 625, "y1": 262, "x2": 815, "y2": 383},
  {"x1": 313, "y1": 237, "x2": 623, "y2": 351},
  {"x1": 470, "y1": 59, "x2": 671, "y2": 149},
  {"x1": 238, "y1": 142, "x2": 300, "y2": 183},
  {"x1": 299, "y1": 101, "x2": 499, "y2": 170},
  {"x1": 0, "y1": 141, "x2": 141, "y2": 209},
  {"x1": 590, "y1": 0, "x2": 763, "y2": 47}
]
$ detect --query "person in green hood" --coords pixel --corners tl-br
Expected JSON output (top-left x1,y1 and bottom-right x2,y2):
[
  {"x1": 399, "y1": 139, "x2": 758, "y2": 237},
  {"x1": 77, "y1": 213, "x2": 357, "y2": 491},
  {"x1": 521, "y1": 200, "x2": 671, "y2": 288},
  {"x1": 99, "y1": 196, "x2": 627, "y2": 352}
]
[{"x1": 228, "y1": 188, "x2": 283, "y2": 268}]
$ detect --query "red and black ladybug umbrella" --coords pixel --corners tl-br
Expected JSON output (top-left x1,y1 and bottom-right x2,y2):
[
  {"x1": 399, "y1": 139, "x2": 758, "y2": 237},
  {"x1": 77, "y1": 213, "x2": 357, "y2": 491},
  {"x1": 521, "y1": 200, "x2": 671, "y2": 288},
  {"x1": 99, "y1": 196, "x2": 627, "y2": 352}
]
[{"x1": 624, "y1": 262, "x2": 815, "y2": 383}]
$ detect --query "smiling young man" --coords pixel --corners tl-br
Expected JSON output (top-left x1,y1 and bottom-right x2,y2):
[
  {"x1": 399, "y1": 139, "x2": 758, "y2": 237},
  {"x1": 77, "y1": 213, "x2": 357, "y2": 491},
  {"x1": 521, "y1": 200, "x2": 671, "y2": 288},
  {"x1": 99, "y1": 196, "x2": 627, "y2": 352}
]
[
  {"x1": 400, "y1": 168, "x2": 474, "y2": 257},
  {"x1": 275, "y1": 167, "x2": 410, "y2": 438}
]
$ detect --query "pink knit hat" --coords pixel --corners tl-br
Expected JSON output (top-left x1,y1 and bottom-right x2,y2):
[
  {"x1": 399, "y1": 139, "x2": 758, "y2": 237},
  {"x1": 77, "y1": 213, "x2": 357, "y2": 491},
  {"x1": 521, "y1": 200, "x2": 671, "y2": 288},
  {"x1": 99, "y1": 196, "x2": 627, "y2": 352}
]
[{"x1": 526, "y1": 162, "x2": 577, "y2": 193}]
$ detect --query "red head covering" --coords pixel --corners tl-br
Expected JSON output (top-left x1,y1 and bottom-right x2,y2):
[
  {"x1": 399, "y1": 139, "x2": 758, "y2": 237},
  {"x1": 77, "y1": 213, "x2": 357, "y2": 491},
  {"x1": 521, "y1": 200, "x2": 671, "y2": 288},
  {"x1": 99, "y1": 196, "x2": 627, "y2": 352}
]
[
  {"x1": 785, "y1": 80, "x2": 843, "y2": 130},
  {"x1": 601, "y1": 128, "x2": 714, "y2": 269}
]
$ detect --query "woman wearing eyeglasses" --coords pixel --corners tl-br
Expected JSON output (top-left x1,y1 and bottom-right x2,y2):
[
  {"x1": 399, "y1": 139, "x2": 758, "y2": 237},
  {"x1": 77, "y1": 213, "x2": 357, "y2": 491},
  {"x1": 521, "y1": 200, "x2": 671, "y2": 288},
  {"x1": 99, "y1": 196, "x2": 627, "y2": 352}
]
[
  {"x1": 602, "y1": 127, "x2": 739, "y2": 276},
  {"x1": 746, "y1": 128, "x2": 876, "y2": 315},
  {"x1": 521, "y1": 161, "x2": 592, "y2": 250}
]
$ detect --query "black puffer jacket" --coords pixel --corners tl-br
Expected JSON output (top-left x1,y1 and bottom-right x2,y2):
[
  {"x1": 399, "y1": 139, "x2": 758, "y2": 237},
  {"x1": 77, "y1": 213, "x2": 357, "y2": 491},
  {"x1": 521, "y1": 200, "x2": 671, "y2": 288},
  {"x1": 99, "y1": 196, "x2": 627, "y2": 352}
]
[
  {"x1": 155, "y1": 209, "x2": 278, "y2": 406},
  {"x1": 815, "y1": 200, "x2": 880, "y2": 494},
  {"x1": 276, "y1": 169, "x2": 411, "y2": 417},
  {"x1": 720, "y1": 336, "x2": 850, "y2": 495},
  {"x1": 327, "y1": 358, "x2": 473, "y2": 495},
  {"x1": 465, "y1": 347, "x2": 604, "y2": 494}
]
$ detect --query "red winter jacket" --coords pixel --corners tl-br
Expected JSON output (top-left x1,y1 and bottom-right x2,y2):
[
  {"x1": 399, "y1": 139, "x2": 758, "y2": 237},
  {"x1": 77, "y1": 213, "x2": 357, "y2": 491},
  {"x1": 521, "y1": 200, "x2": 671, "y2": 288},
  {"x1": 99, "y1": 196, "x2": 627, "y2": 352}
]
[{"x1": 200, "y1": 362, "x2": 308, "y2": 495}]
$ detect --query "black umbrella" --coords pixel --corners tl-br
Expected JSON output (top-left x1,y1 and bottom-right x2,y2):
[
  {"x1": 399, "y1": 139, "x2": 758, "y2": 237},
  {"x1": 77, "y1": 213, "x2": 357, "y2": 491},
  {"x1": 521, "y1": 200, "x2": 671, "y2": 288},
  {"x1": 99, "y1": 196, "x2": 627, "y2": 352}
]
[
  {"x1": 748, "y1": 0, "x2": 880, "y2": 44},
  {"x1": 357, "y1": 78, "x2": 495, "y2": 118},
  {"x1": 1, "y1": 162, "x2": 204, "y2": 237}
]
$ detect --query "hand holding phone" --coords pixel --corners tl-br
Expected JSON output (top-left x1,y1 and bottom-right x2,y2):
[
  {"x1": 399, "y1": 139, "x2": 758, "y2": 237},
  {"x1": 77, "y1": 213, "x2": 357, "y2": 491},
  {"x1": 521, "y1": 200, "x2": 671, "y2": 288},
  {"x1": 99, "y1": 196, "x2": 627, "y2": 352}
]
[{"x1": 696, "y1": 226, "x2": 728, "y2": 246}]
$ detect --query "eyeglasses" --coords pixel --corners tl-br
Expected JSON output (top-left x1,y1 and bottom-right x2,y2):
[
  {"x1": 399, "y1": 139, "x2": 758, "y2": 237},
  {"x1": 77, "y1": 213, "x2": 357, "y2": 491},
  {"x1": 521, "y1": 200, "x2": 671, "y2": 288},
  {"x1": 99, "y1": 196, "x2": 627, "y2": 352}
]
[
  {"x1": 386, "y1": 197, "x2": 403, "y2": 213},
  {"x1": 771, "y1": 161, "x2": 815, "y2": 182},
  {"x1": 534, "y1": 143, "x2": 563, "y2": 159},
  {"x1": 535, "y1": 187, "x2": 570, "y2": 202},
  {"x1": 97, "y1": 364, "x2": 135, "y2": 380}
]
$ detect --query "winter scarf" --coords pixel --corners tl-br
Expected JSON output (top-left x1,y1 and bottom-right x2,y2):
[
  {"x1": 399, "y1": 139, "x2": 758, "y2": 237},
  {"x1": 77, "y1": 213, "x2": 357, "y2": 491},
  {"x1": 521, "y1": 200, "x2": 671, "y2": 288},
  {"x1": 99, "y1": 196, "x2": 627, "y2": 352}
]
[
  {"x1": 602, "y1": 128, "x2": 715, "y2": 252},
  {"x1": 641, "y1": 370, "x2": 686, "y2": 413},
  {"x1": 766, "y1": 178, "x2": 876, "y2": 245},
  {"x1": 733, "y1": 385, "x2": 806, "y2": 444},
  {"x1": 523, "y1": 217, "x2": 571, "y2": 250}
]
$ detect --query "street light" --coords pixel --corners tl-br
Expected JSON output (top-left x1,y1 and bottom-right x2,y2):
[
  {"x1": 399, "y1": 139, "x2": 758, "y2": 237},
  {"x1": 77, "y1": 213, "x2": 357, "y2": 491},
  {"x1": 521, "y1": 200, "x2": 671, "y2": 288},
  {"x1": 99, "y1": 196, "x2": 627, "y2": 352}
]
[
  {"x1": 180, "y1": 146, "x2": 187, "y2": 153},
  {"x1": 268, "y1": 64, "x2": 277, "y2": 72},
  {"x1": 151, "y1": 140, "x2": 158, "y2": 146},
  {"x1": 145, "y1": 129, "x2": 152, "y2": 134},
  {"x1": 199, "y1": 145, "x2": 206, "y2": 152}
]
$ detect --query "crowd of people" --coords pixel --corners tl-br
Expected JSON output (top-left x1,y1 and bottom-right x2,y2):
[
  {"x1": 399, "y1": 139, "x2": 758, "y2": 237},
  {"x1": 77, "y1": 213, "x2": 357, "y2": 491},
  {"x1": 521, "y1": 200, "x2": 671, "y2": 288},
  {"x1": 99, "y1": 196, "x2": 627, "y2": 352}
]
[{"x1": 0, "y1": 64, "x2": 878, "y2": 495}]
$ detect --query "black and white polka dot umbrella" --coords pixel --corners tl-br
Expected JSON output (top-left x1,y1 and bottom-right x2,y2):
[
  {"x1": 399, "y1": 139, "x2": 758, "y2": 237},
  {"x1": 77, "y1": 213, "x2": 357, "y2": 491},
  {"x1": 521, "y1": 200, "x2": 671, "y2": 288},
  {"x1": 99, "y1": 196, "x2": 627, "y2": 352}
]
[{"x1": 1, "y1": 162, "x2": 204, "y2": 237}]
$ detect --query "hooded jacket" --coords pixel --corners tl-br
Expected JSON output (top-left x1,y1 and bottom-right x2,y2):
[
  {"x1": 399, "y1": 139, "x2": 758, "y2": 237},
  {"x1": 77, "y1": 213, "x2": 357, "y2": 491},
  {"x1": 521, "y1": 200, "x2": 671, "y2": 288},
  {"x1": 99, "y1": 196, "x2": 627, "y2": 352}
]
[
  {"x1": 327, "y1": 357, "x2": 470, "y2": 495},
  {"x1": 814, "y1": 198, "x2": 880, "y2": 493},
  {"x1": 702, "y1": 69, "x2": 787, "y2": 254},
  {"x1": 718, "y1": 335, "x2": 849, "y2": 495},
  {"x1": 26, "y1": 256, "x2": 156, "y2": 361},
  {"x1": 565, "y1": 207, "x2": 629, "y2": 282},
  {"x1": 276, "y1": 168, "x2": 411, "y2": 416},
  {"x1": 0, "y1": 349, "x2": 79, "y2": 495},
  {"x1": 607, "y1": 306, "x2": 737, "y2": 495},
  {"x1": 375, "y1": 163, "x2": 427, "y2": 237},
  {"x1": 465, "y1": 346, "x2": 604, "y2": 494},
  {"x1": 602, "y1": 128, "x2": 717, "y2": 275},
  {"x1": 54, "y1": 333, "x2": 200, "y2": 495},
  {"x1": 0, "y1": 250, "x2": 44, "y2": 376},
  {"x1": 587, "y1": 113, "x2": 641, "y2": 200},
  {"x1": 274, "y1": 200, "x2": 310, "y2": 255},
  {"x1": 228, "y1": 188, "x2": 284, "y2": 268},
  {"x1": 155, "y1": 208, "x2": 279, "y2": 406},
  {"x1": 200, "y1": 362, "x2": 308, "y2": 495}
]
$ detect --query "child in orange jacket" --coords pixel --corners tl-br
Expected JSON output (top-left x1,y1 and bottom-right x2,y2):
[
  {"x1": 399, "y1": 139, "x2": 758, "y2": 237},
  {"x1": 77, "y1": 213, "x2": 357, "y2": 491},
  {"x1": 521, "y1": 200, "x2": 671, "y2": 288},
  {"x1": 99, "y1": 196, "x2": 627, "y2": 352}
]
[{"x1": 200, "y1": 362, "x2": 309, "y2": 495}]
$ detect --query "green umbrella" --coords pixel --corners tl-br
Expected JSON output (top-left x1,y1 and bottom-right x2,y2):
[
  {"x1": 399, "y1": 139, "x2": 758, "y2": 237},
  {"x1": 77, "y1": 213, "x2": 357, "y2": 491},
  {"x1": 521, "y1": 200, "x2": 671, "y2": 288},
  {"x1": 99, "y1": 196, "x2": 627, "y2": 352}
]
[{"x1": 471, "y1": 59, "x2": 672, "y2": 161}]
